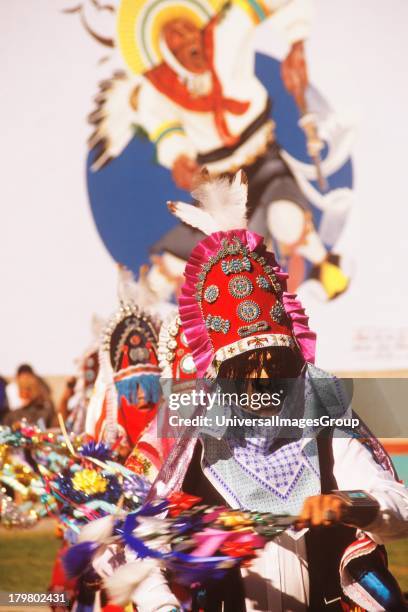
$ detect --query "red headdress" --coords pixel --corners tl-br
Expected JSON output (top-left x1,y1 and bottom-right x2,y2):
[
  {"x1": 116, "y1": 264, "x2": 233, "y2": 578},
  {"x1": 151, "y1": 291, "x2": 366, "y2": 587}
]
[
  {"x1": 169, "y1": 171, "x2": 316, "y2": 377},
  {"x1": 86, "y1": 268, "x2": 162, "y2": 445}
]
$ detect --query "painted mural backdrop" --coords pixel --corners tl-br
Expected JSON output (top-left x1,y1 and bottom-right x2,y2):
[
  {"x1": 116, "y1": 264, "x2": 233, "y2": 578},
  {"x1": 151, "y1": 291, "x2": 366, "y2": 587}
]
[
  {"x1": 62, "y1": 0, "x2": 408, "y2": 373},
  {"x1": 66, "y1": 0, "x2": 355, "y2": 305},
  {"x1": 4, "y1": 1, "x2": 408, "y2": 376}
]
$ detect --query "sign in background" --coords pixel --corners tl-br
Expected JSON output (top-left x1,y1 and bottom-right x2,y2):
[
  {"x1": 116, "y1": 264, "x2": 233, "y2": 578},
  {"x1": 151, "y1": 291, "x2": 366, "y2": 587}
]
[{"x1": 1, "y1": 0, "x2": 408, "y2": 375}]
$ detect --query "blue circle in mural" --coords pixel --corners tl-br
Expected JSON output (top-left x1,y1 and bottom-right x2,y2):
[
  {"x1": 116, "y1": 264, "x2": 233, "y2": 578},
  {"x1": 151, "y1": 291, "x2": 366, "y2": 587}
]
[{"x1": 87, "y1": 53, "x2": 352, "y2": 275}]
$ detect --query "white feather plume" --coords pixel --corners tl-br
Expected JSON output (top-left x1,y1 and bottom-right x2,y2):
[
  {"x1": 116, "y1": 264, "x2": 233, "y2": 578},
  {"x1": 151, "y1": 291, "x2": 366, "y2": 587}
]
[
  {"x1": 104, "y1": 559, "x2": 158, "y2": 605},
  {"x1": 91, "y1": 314, "x2": 106, "y2": 342},
  {"x1": 77, "y1": 515, "x2": 115, "y2": 543},
  {"x1": 167, "y1": 201, "x2": 219, "y2": 235},
  {"x1": 168, "y1": 169, "x2": 248, "y2": 235},
  {"x1": 89, "y1": 71, "x2": 143, "y2": 171},
  {"x1": 117, "y1": 264, "x2": 158, "y2": 309}
]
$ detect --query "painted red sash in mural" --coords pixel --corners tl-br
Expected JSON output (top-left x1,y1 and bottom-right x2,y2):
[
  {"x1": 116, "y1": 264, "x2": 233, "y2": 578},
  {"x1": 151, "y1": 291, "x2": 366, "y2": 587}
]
[{"x1": 145, "y1": 18, "x2": 249, "y2": 146}]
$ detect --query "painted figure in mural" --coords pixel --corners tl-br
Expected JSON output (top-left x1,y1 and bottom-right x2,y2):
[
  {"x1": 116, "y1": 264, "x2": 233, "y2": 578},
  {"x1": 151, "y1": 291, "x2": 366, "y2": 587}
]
[{"x1": 67, "y1": 0, "x2": 354, "y2": 300}]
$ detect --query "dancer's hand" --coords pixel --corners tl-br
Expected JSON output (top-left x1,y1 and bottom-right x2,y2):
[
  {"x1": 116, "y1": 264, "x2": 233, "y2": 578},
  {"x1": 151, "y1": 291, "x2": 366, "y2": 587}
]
[
  {"x1": 172, "y1": 155, "x2": 200, "y2": 191},
  {"x1": 281, "y1": 41, "x2": 308, "y2": 109},
  {"x1": 296, "y1": 494, "x2": 347, "y2": 528}
]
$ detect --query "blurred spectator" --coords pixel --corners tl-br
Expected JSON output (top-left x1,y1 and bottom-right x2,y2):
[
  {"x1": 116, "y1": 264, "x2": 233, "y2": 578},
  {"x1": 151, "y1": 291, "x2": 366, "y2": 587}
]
[
  {"x1": 4, "y1": 368, "x2": 55, "y2": 428},
  {"x1": 0, "y1": 375, "x2": 8, "y2": 422},
  {"x1": 6, "y1": 363, "x2": 51, "y2": 411}
]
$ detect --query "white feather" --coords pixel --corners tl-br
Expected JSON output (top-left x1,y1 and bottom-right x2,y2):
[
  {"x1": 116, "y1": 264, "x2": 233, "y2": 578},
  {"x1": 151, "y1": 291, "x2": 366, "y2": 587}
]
[
  {"x1": 192, "y1": 170, "x2": 248, "y2": 231},
  {"x1": 77, "y1": 515, "x2": 115, "y2": 543},
  {"x1": 168, "y1": 201, "x2": 218, "y2": 235},
  {"x1": 117, "y1": 265, "x2": 158, "y2": 310},
  {"x1": 104, "y1": 559, "x2": 158, "y2": 605},
  {"x1": 91, "y1": 314, "x2": 106, "y2": 341},
  {"x1": 89, "y1": 71, "x2": 143, "y2": 171},
  {"x1": 168, "y1": 170, "x2": 248, "y2": 235}
]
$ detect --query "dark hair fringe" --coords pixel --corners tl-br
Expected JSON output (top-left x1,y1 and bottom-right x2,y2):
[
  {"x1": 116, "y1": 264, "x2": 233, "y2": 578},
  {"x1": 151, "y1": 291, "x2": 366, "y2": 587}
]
[
  {"x1": 217, "y1": 346, "x2": 304, "y2": 380},
  {"x1": 17, "y1": 363, "x2": 34, "y2": 376}
]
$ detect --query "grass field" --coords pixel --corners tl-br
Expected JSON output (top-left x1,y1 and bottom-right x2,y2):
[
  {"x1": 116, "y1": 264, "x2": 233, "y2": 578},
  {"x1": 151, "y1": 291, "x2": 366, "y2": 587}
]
[
  {"x1": 0, "y1": 525, "x2": 60, "y2": 593},
  {"x1": 0, "y1": 523, "x2": 407, "y2": 598},
  {"x1": 388, "y1": 538, "x2": 408, "y2": 591}
]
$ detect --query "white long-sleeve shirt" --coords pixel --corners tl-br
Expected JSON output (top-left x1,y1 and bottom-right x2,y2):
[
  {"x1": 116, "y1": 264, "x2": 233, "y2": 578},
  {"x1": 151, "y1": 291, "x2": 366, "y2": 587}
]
[
  {"x1": 137, "y1": 0, "x2": 313, "y2": 173},
  {"x1": 242, "y1": 436, "x2": 408, "y2": 611}
]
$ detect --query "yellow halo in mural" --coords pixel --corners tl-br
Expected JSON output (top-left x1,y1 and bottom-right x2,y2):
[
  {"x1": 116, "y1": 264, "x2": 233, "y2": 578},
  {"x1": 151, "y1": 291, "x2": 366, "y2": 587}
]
[{"x1": 117, "y1": 0, "x2": 224, "y2": 75}]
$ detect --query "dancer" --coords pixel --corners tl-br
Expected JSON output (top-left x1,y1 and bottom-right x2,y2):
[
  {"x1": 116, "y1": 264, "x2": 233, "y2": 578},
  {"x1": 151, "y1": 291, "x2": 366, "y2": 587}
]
[
  {"x1": 88, "y1": 0, "x2": 349, "y2": 298},
  {"x1": 123, "y1": 0, "x2": 348, "y2": 298},
  {"x1": 135, "y1": 171, "x2": 408, "y2": 611}
]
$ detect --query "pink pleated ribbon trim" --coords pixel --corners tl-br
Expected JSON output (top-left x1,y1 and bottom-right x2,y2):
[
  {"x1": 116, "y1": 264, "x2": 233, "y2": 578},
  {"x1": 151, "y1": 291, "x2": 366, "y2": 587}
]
[{"x1": 282, "y1": 292, "x2": 316, "y2": 364}]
